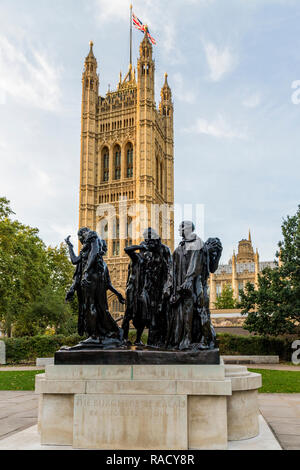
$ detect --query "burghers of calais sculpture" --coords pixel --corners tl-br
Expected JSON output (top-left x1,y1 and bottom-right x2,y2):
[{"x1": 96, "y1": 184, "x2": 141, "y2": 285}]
[
  {"x1": 63, "y1": 222, "x2": 222, "y2": 352},
  {"x1": 122, "y1": 228, "x2": 172, "y2": 347},
  {"x1": 65, "y1": 227, "x2": 125, "y2": 348}
]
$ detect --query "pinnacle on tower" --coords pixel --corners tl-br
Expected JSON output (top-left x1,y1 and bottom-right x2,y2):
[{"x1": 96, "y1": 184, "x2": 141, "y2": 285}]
[
  {"x1": 161, "y1": 73, "x2": 171, "y2": 98},
  {"x1": 248, "y1": 229, "x2": 252, "y2": 244},
  {"x1": 139, "y1": 25, "x2": 153, "y2": 60},
  {"x1": 86, "y1": 40, "x2": 96, "y2": 60},
  {"x1": 82, "y1": 40, "x2": 99, "y2": 97},
  {"x1": 159, "y1": 72, "x2": 172, "y2": 116}
]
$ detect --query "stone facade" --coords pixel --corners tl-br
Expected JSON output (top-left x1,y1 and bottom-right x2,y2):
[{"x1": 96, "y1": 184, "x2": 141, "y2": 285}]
[
  {"x1": 209, "y1": 231, "x2": 276, "y2": 309},
  {"x1": 79, "y1": 32, "x2": 174, "y2": 317}
]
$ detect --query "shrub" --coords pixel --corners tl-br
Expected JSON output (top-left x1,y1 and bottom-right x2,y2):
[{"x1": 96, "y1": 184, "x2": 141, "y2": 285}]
[
  {"x1": 3, "y1": 334, "x2": 82, "y2": 363},
  {"x1": 217, "y1": 333, "x2": 298, "y2": 361},
  {"x1": 1, "y1": 331, "x2": 297, "y2": 363}
]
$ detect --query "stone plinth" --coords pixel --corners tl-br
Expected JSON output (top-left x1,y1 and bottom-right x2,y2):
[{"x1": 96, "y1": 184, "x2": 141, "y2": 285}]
[
  {"x1": 35, "y1": 361, "x2": 261, "y2": 450},
  {"x1": 223, "y1": 355, "x2": 279, "y2": 365},
  {"x1": 225, "y1": 365, "x2": 262, "y2": 441}
]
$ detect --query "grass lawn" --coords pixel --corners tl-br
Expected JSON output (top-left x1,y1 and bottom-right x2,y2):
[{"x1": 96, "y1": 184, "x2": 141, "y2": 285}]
[
  {"x1": 249, "y1": 368, "x2": 300, "y2": 393},
  {"x1": 0, "y1": 370, "x2": 44, "y2": 391},
  {"x1": 0, "y1": 368, "x2": 299, "y2": 393}
]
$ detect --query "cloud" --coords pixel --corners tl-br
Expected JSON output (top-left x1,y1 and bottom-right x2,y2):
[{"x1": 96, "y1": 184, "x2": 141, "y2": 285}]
[
  {"x1": 183, "y1": 114, "x2": 247, "y2": 139},
  {"x1": 0, "y1": 35, "x2": 62, "y2": 111},
  {"x1": 173, "y1": 72, "x2": 196, "y2": 104},
  {"x1": 242, "y1": 92, "x2": 261, "y2": 108},
  {"x1": 93, "y1": 0, "x2": 128, "y2": 23},
  {"x1": 34, "y1": 169, "x2": 55, "y2": 197},
  {"x1": 49, "y1": 224, "x2": 78, "y2": 248},
  {"x1": 203, "y1": 41, "x2": 236, "y2": 82}
]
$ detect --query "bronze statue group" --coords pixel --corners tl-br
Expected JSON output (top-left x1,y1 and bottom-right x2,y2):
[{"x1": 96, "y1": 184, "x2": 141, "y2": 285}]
[{"x1": 65, "y1": 221, "x2": 222, "y2": 351}]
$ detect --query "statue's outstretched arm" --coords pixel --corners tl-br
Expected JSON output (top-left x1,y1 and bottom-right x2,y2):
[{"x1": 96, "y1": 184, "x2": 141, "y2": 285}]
[
  {"x1": 65, "y1": 236, "x2": 81, "y2": 265},
  {"x1": 124, "y1": 245, "x2": 144, "y2": 262}
]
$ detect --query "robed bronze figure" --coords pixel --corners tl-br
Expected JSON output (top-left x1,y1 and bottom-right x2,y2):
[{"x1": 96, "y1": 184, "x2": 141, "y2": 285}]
[
  {"x1": 65, "y1": 227, "x2": 125, "y2": 348},
  {"x1": 122, "y1": 228, "x2": 172, "y2": 347},
  {"x1": 166, "y1": 221, "x2": 222, "y2": 350}
]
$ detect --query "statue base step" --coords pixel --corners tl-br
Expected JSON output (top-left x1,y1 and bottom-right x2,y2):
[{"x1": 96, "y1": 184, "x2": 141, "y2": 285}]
[{"x1": 54, "y1": 347, "x2": 220, "y2": 365}]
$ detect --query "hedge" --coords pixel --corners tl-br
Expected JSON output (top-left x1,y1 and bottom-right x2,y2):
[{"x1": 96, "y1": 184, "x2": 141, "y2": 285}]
[
  {"x1": 217, "y1": 333, "x2": 298, "y2": 362},
  {"x1": 2, "y1": 334, "x2": 82, "y2": 364},
  {"x1": 1, "y1": 330, "x2": 146, "y2": 364},
  {"x1": 1, "y1": 332, "x2": 297, "y2": 363}
]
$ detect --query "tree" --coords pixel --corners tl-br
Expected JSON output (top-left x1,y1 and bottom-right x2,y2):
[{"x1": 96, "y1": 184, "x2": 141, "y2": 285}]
[
  {"x1": 0, "y1": 197, "x2": 15, "y2": 219},
  {"x1": 239, "y1": 205, "x2": 300, "y2": 336},
  {"x1": 214, "y1": 284, "x2": 237, "y2": 309},
  {"x1": 0, "y1": 198, "x2": 77, "y2": 337},
  {"x1": 0, "y1": 200, "x2": 49, "y2": 336}
]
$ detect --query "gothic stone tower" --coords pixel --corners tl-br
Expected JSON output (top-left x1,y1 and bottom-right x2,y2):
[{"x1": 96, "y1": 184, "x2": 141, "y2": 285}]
[{"x1": 79, "y1": 31, "x2": 174, "y2": 317}]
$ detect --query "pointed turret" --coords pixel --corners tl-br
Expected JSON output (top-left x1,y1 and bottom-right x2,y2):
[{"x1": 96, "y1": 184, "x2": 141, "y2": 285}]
[
  {"x1": 248, "y1": 229, "x2": 252, "y2": 244},
  {"x1": 79, "y1": 41, "x2": 99, "y2": 233},
  {"x1": 83, "y1": 40, "x2": 99, "y2": 96},
  {"x1": 159, "y1": 72, "x2": 173, "y2": 117},
  {"x1": 87, "y1": 40, "x2": 95, "y2": 59},
  {"x1": 139, "y1": 25, "x2": 153, "y2": 61},
  {"x1": 137, "y1": 26, "x2": 155, "y2": 102}
]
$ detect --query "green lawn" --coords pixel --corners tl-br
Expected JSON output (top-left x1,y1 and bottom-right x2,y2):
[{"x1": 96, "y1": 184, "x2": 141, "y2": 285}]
[
  {"x1": 0, "y1": 368, "x2": 299, "y2": 393},
  {"x1": 249, "y1": 368, "x2": 300, "y2": 393},
  {"x1": 0, "y1": 370, "x2": 44, "y2": 391}
]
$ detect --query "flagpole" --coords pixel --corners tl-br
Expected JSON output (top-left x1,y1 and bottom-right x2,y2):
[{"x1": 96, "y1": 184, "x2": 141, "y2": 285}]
[{"x1": 130, "y1": 4, "x2": 133, "y2": 69}]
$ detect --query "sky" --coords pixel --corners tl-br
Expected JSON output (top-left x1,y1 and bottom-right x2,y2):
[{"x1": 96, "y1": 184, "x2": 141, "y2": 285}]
[{"x1": 0, "y1": 0, "x2": 299, "y2": 263}]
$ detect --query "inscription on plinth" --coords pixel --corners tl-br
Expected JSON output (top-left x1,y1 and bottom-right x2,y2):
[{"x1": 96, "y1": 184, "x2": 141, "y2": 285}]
[{"x1": 73, "y1": 394, "x2": 188, "y2": 450}]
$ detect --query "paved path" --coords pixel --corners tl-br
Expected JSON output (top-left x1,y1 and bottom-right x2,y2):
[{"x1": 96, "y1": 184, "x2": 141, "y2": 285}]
[
  {"x1": 258, "y1": 394, "x2": 300, "y2": 450},
  {"x1": 0, "y1": 392, "x2": 299, "y2": 449},
  {"x1": 0, "y1": 415, "x2": 281, "y2": 450},
  {"x1": 247, "y1": 364, "x2": 300, "y2": 371},
  {"x1": 0, "y1": 391, "x2": 38, "y2": 441}
]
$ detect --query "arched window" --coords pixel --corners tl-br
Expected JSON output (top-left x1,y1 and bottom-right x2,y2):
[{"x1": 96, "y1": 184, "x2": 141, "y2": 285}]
[
  {"x1": 102, "y1": 147, "x2": 109, "y2": 182},
  {"x1": 114, "y1": 145, "x2": 121, "y2": 180},
  {"x1": 125, "y1": 216, "x2": 133, "y2": 247},
  {"x1": 126, "y1": 143, "x2": 133, "y2": 178},
  {"x1": 98, "y1": 219, "x2": 108, "y2": 241},
  {"x1": 112, "y1": 217, "x2": 120, "y2": 256}
]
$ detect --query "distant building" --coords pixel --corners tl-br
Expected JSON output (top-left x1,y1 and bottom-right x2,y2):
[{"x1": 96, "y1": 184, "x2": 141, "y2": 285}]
[{"x1": 209, "y1": 231, "x2": 276, "y2": 309}]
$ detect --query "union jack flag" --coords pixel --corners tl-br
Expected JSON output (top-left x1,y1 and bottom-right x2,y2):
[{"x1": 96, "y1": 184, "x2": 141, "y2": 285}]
[{"x1": 132, "y1": 12, "x2": 156, "y2": 45}]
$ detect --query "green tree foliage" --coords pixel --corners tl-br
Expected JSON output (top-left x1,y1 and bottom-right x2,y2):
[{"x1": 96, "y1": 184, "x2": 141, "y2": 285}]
[
  {"x1": 214, "y1": 283, "x2": 237, "y2": 309},
  {"x1": 0, "y1": 198, "x2": 76, "y2": 337},
  {"x1": 240, "y1": 205, "x2": 300, "y2": 336}
]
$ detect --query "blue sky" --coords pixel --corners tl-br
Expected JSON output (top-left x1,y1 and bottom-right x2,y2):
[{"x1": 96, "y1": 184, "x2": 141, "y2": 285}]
[{"x1": 0, "y1": 0, "x2": 299, "y2": 263}]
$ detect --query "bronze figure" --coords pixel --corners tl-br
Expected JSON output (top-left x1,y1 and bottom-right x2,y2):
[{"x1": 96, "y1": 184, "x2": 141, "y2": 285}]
[
  {"x1": 65, "y1": 227, "x2": 125, "y2": 348},
  {"x1": 122, "y1": 228, "x2": 172, "y2": 347},
  {"x1": 167, "y1": 221, "x2": 222, "y2": 350}
]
